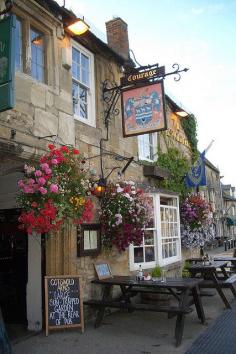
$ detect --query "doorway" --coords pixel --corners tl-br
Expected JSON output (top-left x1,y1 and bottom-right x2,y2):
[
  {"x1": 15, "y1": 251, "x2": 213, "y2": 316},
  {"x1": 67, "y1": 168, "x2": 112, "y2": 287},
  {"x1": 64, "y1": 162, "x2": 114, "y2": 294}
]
[{"x1": 0, "y1": 209, "x2": 28, "y2": 325}]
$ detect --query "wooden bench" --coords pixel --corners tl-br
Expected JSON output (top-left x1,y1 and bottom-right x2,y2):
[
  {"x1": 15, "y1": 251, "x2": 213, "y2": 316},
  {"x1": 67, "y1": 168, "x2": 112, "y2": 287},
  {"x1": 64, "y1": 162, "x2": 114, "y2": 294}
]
[{"x1": 84, "y1": 299, "x2": 193, "y2": 315}]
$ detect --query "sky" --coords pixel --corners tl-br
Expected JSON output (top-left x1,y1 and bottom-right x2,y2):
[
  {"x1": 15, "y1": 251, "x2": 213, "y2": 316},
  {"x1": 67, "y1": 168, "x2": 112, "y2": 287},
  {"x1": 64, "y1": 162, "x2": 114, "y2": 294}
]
[{"x1": 57, "y1": 0, "x2": 236, "y2": 186}]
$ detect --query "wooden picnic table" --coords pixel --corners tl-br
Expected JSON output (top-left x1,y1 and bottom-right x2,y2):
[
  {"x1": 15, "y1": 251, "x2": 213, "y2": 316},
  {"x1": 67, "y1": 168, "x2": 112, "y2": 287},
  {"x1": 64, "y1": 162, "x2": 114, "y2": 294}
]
[
  {"x1": 188, "y1": 260, "x2": 236, "y2": 309},
  {"x1": 84, "y1": 276, "x2": 206, "y2": 347}
]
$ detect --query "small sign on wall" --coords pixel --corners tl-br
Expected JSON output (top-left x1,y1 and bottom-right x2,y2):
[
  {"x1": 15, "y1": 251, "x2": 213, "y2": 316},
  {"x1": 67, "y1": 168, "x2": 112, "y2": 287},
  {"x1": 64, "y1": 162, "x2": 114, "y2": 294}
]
[
  {"x1": 94, "y1": 261, "x2": 113, "y2": 280},
  {"x1": 121, "y1": 81, "x2": 167, "y2": 137},
  {"x1": 0, "y1": 15, "x2": 16, "y2": 112}
]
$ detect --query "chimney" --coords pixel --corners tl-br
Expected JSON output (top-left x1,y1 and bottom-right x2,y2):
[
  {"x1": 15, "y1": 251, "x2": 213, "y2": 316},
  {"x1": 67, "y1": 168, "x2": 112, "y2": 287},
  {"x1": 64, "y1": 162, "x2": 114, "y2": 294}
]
[{"x1": 106, "y1": 17, "x2": 130, "y2": 60}]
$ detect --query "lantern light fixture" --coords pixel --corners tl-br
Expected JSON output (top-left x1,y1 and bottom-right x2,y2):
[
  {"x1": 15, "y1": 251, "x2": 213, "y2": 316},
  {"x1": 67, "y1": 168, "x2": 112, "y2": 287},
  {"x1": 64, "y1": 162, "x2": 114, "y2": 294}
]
[
  {"x1": 93, "y1": 178, "x2": 107, "y2": 198},
  {"x1": 175, "y1": 110, "x2": 189, "y2": 118},
  {"x1": 66, "y1": 17, "x2": 90, "y2": 35}
]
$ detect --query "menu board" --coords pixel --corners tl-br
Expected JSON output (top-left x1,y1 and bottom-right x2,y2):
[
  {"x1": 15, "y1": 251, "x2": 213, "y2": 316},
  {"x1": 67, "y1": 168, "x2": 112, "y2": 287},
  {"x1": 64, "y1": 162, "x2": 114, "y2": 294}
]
[{"x1": 45, "y1": 275, "x2": 84, "y2": 336}]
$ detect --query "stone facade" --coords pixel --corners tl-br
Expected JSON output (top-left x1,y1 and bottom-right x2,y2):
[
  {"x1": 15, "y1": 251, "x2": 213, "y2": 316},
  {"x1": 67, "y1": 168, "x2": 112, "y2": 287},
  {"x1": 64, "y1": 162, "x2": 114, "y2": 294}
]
[{"x1": 0, "y1": 0, "x2": 229, "y2": 330}]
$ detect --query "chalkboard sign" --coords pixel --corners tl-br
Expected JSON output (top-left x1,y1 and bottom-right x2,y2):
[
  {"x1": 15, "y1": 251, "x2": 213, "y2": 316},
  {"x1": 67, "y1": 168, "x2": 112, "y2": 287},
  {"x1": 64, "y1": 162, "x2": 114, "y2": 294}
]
[
  {"x1": 94, "y1": 261, "x2": 113, "y2": 280},
  {"x1": 45, "y1": 275, "x2": 84, "y2": 336}
]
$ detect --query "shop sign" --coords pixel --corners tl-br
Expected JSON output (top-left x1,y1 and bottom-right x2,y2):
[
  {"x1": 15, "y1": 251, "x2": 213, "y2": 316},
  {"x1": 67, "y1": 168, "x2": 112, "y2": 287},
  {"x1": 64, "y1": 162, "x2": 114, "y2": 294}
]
[
  {"x1": 121, "y1": 65, "x2": 165, "y2": 86},
  {"x1": 0, "y1": 15, "x2": 16, "y2": 112}
]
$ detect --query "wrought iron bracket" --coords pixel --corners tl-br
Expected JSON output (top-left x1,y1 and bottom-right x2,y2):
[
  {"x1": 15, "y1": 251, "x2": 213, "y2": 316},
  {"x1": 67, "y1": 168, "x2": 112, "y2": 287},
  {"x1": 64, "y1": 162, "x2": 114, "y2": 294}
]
[
  {"x1": 102, "y1": 63, "x2": 189, "y2": 127},
  {"x1": 165, "y1": 63, "x2": 189, "y2": 82},
  {"x1": 102, "y1": 80, "x2": 122, "y2": 128}
]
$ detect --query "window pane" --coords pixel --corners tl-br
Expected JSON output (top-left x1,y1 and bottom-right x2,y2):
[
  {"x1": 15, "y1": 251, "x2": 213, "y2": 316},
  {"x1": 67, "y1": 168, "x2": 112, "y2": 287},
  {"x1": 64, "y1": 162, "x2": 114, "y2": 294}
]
[
  {"x1": 79, "y1": 85, "x2": 88, "y2": 118},
  {"x1": 30, "y1": 27, "x2": 45, "y2": 82},
  {"x1": 72, "y1": 82, "x2": 79, "y2": 115},
  {"x1": 145, "y1": 247, "x2": 155, "y2": 262},
  {"x1": 144, "y1": 230, "x2": 154, "y2": 245},
  {"x1": 81, "y1": 69, "x2": 89, "y2": 86},
  {"x1": 134, "y1": 247, "x2": 144, "y2": 263},
  {"x1": 15, "y1": 18, "x2": 22, "y2": 71}
]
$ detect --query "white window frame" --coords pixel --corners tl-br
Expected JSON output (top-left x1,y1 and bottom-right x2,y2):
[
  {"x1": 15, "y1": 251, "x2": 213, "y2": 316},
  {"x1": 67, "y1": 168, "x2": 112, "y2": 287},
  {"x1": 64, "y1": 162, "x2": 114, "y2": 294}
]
[
  {"x1": 71, "y1": 40, "x2": 95, "y2": 127},
  {"x1": 129, "y1": 193, "x2": 182, "y2": 271},
  {"x1": 138, "y1": 133, "x2": 157, "y2": 162}
]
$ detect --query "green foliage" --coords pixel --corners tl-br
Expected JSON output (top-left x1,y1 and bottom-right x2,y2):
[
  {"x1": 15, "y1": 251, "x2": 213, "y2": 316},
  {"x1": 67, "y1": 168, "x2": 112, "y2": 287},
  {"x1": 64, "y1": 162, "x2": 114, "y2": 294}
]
[
  {"x1": 156, "y1": 147, "x2": 190, "y2": 199},
  {"x1": 181, "y1": 114, "x2": 198, "y2": 157},
  {"x1": 151, "y1": 266, "x2": 162, "y2": 278},
  {"x1": 182, "y1": 261, "x2": 191, "y2": 278}
]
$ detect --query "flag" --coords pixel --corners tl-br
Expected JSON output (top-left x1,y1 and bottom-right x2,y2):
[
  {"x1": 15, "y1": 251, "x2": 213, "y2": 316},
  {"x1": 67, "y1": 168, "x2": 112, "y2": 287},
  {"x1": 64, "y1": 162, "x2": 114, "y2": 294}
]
[{"x1": 185, "y1": 151, "x2": 206, "y2": 188}]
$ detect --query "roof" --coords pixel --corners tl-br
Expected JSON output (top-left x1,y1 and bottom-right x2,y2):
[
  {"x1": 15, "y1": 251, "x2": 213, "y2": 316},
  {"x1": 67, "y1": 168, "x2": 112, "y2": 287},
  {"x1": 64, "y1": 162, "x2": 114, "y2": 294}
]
[
  {"x1": 205, "y1": 158, "x2": 220, "y2": 173},
  {"x1": 34, "y1": 0, "x2": 126, "y2": 65}
]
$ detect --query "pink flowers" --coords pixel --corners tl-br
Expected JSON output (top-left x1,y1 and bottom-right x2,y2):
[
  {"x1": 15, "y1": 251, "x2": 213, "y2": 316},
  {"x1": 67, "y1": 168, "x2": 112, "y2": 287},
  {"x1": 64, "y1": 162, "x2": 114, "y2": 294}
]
[
  {"x1": 100, "y1": 181, "x2": 152, "y2": 252},
  {"x1": 17, "y1": 145, "x2": 94, "y2": 235},
  {"x1": 37, "y1": 177, "x2": 46, "y2": 186},
  {"x1": 50, "y1": 184, "x2": 59, "y2": 193}
]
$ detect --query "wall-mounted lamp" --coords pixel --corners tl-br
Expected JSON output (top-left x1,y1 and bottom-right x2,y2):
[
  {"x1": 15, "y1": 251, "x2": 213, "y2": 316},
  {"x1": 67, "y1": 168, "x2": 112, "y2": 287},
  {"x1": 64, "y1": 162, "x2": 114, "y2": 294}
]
[
  {"x1": 175, "y1": 110, "x2": 189, "y2": 118},
  {"x1": 66, "y1": 17, "x2": 90, "y2": 35},
  {"x1": 93, "y1": 178, "x2": 107, "y2": 198}
]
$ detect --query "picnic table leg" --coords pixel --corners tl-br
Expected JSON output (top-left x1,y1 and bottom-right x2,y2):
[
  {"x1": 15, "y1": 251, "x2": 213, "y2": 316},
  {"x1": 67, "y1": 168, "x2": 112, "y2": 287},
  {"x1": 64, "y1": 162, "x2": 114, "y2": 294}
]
[
  {"x1": 174, "y1": 288, "x2": 190, "y2": 347},
  {"x1": 211, "y1": 272, "x2": 231, "y2": 309},
  {"x1": 94, "y1": 284, "x2": 112, "y2": 328},
  {"x1": 191, "y1": 285, "x2": 206, "y2": 324}
]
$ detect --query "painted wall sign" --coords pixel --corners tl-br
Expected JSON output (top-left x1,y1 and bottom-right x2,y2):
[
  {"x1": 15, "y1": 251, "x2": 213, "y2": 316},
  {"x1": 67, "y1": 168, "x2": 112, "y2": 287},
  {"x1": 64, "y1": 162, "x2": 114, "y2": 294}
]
[
  {"x1": 0, "y1": 15, "x2": 16, "y2": 112},
  {"x1": 165, "y1": 113, "x2": 191, "y2": 149},
  {"x1": 121, "y1": 81, "x2": 167, "y2": 137},
  {"x1": 44, "y1": 275, "x2": 84, "y2": 336},
  {"x1": 121, "y1": 65, "x2": 165, "y2": 86}
]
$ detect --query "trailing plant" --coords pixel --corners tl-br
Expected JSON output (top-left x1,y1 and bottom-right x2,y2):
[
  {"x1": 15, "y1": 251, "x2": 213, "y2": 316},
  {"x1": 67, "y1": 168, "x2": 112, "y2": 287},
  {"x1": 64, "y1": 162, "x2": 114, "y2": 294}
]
[
  {"x1": 99, "y1": 181, "x2": 153, "y2": 252},
  {"x1": 155, "y1": 147, "x2": 190, "y2": 199},
  {"x1": 181, "y1": 114, "x2": 198, "y2": 157},
  {"x1": 17, "y1": 144, "x2": 94, "y2": 234}
]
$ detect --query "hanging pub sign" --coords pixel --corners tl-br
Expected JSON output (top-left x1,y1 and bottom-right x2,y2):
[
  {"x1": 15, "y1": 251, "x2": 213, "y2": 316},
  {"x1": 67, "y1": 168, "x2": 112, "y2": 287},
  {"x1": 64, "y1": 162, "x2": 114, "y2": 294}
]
[
  {"x1": 121, "y1": 81, "x2": 167, "y2": 137},
  {"x1": 0, "y1": 15, "x2": 16, "y2": 113},
  {"x1": 120, "y1": 64, "x2": 165, "y2": 86}
]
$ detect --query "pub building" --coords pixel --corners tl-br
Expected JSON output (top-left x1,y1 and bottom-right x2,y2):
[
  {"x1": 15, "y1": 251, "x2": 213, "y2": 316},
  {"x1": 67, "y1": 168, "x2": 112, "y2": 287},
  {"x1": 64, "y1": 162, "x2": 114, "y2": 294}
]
[{"x1": 0, "y1": 0, "x2": 221, "y2": 336}]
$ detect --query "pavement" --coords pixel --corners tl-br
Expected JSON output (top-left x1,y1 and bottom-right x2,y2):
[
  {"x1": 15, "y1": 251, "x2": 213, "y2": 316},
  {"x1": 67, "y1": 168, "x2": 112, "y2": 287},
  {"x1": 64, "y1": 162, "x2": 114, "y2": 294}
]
[{"x1": 10, "y1": 247, "x2": 236, "y2": 354}]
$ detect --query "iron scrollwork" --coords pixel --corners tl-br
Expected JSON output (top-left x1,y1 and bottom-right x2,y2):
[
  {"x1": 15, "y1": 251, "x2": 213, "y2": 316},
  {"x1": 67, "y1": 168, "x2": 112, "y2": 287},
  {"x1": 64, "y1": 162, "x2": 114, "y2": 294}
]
[
  {"x1": 165, "y1": 63, "x2": 189, "y2": 82},
  {"x1": 102, "y1": 80, "x2": 122, "y2": 128}
]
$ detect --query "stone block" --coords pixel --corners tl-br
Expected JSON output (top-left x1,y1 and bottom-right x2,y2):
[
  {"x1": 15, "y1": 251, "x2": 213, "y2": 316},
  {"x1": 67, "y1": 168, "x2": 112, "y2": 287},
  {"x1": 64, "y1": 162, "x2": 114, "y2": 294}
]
[
  {"x1": 31, "y1": 83, "x2": 46, "y2": 109},
  {"x1": 33, "y1": 108, "x2": 59, "y2": 137},
  {"x1": 15, "y1": 73, "x2": 32, "y2": 103},
  {"x1": 55, "y1": 90, "x2": 73, "y2": 115},
  {"x1": 58, "y1": 111, "x2": 75, "y2": 145},
  {"x1": 46, "y1": 91, "x2": 54, "y2": 108},
  {"x1": 15, "y1": 100, "x2": 34, "y2": 119}
]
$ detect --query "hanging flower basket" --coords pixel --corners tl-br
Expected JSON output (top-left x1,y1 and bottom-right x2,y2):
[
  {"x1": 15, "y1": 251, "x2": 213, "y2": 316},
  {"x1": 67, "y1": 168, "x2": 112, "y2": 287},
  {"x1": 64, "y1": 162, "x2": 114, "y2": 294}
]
[
  {"x1": 181, "y1": 193, "x2": 212, "y2": 231},
  {"x1": 99, "y1": 181, "x2": 153, "y2": 252},
  {"x1": 17, "y1": 144, "x2": 94, "y2": 234}
]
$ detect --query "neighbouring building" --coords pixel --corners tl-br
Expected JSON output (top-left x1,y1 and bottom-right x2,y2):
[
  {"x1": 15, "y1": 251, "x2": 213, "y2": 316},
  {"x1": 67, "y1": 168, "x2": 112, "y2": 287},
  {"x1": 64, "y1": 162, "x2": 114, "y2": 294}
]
[{"x1": 222, "y1": 184, "x2": 236, "y2": 239}]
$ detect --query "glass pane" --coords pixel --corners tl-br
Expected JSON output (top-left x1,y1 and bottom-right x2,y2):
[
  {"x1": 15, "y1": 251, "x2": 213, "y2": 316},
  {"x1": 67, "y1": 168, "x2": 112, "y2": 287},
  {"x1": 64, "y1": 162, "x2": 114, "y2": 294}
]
[
  {"x1": 162, "y1": 243, "x2": 169, "y2": 258},
  {"x1": 81, "y1": 53, "x2": 89, "y2": 69},
  {"x1": 144, "y1": 230, "x2": 154, "y2": 245},
  {"x1": 173, "y1": 241, "x2": 177, "y2": 256},
  {"x1": 15, "y1": 18, "x2": 22, "y2": 71},
  {"x1": 145, "y1": 247, "x2": 155, "y2": 262},
  {"x1": 89, "y1": 230, "x2": 98, "y2": 249},
  {"x1": 134, "y1": 247, "x2": 144, "y2": 263},
  {"x1": 72, "y1": 82, "x2": 79, "y2": 115},
  {"x1": 145, "y1": 196, "x2": 154, "y2": 228},
  {"x1": 30, "y1": 28, "x2": 44, "y2": 82},
  {"x1": 81, "y1": 69, "x2": 89, "y2": 86},
  {"x1": 79, "y1": 86, "x2": 88, "y2": 118},
  {"x1": 72, "y1": 47, "x2": 80, "y2": 63}
]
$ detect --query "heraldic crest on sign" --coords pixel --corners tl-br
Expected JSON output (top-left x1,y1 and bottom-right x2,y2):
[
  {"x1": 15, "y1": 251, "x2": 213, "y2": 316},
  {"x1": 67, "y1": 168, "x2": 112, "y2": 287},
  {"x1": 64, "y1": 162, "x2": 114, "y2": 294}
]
[{"x1": 121, "y1": 82, "x2": 167, "y2": 137}]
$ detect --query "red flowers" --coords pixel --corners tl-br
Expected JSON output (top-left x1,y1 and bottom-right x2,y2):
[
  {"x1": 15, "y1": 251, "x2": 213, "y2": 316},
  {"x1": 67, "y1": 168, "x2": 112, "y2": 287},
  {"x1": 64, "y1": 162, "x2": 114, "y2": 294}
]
[{"x1": 17, "y1": 145, "x2": 93, "y2": 235}]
